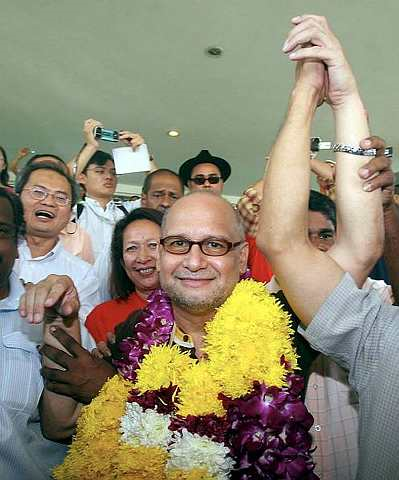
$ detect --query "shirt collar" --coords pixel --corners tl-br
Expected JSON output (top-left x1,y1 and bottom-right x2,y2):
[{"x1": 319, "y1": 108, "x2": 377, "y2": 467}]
[
  {"x1": 85, "y1": 196, "x2": 115, "y2": 211},
  {"x1": 18, "y1": 238, "x2": 61, "y2": 262},
  {"x1": 0, "y1": 270, "x2": 24, "y2": 311}
]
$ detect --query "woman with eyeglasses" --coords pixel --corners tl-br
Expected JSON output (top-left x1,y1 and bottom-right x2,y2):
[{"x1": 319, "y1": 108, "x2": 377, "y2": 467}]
[{"x1": 86, "y1": 208, "x2": 163, "y2": 353}]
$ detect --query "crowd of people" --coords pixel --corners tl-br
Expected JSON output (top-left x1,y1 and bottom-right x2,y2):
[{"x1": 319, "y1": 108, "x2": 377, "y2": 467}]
[{"x1": 1, "y1": 14, "x2": 399, "y2": 480}]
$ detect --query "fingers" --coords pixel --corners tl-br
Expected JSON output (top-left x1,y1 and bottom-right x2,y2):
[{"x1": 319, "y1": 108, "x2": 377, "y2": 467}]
[
  {"x1": 118, "y1": 131, "x2": 144, "y2": 150},
  {"x1": 83, "y1": 118, "x2": 102, "y2": 146},
  {"x1": 44, "y1": 326, "x2": 86, "y2": 358},
  {"x1": 284, "y1": 16, "x2": 330, "y2": 52},
  {"x1": 91, "y1": 348, "x2": 104, "y2": 359},
  {"x1": 363, "y1": 170, "x2": 394, "y2": 193},
  {"x1": 40, "y1": 344, "x2": 73, "y2": 370},
  {"x1": 359, "y1": 135, "x2": 386, "y2": 154},
  {"x1": 19, "y1": 275, "x2": 79, "y2": 323},
  {"x1": 44, "y1": 380, "x2": 75, "y2": 397}
]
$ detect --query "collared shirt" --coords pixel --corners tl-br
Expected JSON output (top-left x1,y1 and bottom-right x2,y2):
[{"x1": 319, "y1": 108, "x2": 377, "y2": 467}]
[
  {"x1": 16, "y1": 239, "x2": 98, "y2": 350},
  {"x1": 268, "y1": 274, "x2": 392, "y2": 480},
  {"x1": 300, "y1": 273, "x2": 399, "y2": 480},
  {"x1": 75, "y1": 197, "x2": 140, "y2": 301},
  {"x1": 0, "y1": 271, "x2": 68, "y2": 479}
]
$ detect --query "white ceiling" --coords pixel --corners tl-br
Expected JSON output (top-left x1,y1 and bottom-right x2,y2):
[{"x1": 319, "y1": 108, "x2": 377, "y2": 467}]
[{"x1": 2, "y1": 0, "x2": 398, "y2": 196}]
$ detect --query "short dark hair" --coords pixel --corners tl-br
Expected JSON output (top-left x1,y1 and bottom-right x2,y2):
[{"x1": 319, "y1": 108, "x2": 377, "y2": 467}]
[
  {"x1": 142, "y1": 169, "x2": 184, "y2": 195},
  {"x1": 0, "y1": 146, "x2": 10, "y2": 186},
  {"x1": 14, "y1": 162, "x2": 79, "y2": 208},
  {"x1": 26, "y1": 153, "x2": 66, "y2": 168},
  {"x1": 0, "y1": 188, "x2": 25, "y2": 240},
  {"x1": 110, "y1": 208, "x2": 163, "y2": 299},
  {"x1": 82, "y1": 150, "x2": 113, "y2": 174},
  {"x1": 308, "y1": 190, "x2": 336, "y2": 228}
]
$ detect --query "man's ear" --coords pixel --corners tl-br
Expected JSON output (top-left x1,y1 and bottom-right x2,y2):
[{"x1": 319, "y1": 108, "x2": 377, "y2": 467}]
[
  {"x1": 239, "y1": 241, "x2": 249, "y2": 275},
  {"x1": 141, "y1": 193, "x2": 148, "y2": 207}
]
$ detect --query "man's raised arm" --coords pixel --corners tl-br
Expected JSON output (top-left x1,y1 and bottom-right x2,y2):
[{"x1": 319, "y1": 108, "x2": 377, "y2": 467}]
[{"x1": 257, "y1": 15, "x2": 383, "y2": 325}]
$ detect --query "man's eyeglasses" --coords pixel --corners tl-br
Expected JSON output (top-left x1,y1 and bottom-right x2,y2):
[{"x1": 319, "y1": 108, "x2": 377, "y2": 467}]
[
  {"x1": 86, "y1": 167, "x2": 117, "y2": 177},
  {"x1": 160, "y1": 236, "x2": 243, "y2": 256},
  {"x1": 0, "y1": 223, "x2": 17, "y2": 240},
  {"x1": 23, "y1": 186, "x2": 71, "y2": 206},
  {"x1": 189, "y1": 175, "x2": 221, "y2": 185}
]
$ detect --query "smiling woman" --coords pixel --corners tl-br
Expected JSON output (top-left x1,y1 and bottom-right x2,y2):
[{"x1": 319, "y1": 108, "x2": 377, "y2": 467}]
[{"x1": 85, "y1": 208, "x2": 163, "y2": 343}]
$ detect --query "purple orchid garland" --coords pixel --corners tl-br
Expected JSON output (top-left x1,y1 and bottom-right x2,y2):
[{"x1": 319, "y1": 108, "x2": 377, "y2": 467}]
[
  {"x1": 113, "y1": 289, "x2": 175, "y2": 382},
  {"x1": 113, "y1": 284, "x2": 318, "y2": 479}
]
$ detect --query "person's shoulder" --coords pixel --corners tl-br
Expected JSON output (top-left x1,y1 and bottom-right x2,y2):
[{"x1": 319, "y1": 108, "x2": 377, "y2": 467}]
[{"x1": 87, "y1": 298, "x2": 119, "y2": 317}]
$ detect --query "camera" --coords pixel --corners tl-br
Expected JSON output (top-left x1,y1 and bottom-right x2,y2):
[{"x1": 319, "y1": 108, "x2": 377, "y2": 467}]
[{"x1": 93, "y1": 127, "x2": 119, "y2": 143}]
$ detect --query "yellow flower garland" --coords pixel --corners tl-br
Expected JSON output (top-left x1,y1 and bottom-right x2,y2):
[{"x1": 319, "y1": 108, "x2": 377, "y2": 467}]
[{"x1": 54, "y1": 280, "x2": 298, "y2": 480}]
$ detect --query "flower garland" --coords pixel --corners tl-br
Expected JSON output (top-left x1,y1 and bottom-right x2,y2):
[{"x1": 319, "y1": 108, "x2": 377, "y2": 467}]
[{"x1": 54, "y1": 280, "x2": 318, "y2": 480}]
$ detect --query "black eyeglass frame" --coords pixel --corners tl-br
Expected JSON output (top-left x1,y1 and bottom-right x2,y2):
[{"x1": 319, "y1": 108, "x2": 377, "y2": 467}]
[
  {"x1": 160, "y1": 236, "x2": 243, "y2": 256},
  {"x1": 189, "y1": 175, "x2": 222, "y2": 185}
]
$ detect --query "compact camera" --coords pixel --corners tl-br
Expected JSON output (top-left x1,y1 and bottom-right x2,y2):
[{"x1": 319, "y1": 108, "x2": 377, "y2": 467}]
[{"x1": 93, "y1": 127, "x2": 119, "y2": 143}]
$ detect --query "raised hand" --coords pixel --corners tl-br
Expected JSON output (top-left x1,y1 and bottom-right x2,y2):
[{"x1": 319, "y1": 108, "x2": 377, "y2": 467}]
[
  {"x1": 83, "y1": 118, "x2": 102, "y2": 148},
  {"x1": 19, "y1": 274, "x2": 80, "y2": 325},
  {"x1": 283, "y1": 15, "x2": 357, "y2": 108},
  {"x1": 118, "y1": 131, "x2": 145, "y2": 150}
]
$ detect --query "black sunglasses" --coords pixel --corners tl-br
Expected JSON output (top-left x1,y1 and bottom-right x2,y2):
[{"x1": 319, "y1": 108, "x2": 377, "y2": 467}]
[{"x1": 190, "y1": 175, "x2": 221, "y2": 185}]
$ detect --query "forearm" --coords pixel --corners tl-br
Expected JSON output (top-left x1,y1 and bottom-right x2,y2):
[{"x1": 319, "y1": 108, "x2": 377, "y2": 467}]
[
  {"x1": 74, "y1": 143, "x2": 97, "y2": 177},
  {"x1": 9, "y1": 155, "x2": 24, "y2": 175},
  {"x1": 258, "y1": 83, "x2": 318, "y2": 255},
  {"x1": 330, "y1": 94, "x2": 384, "y2": 284},
  {"x1": 383, "y1": 204, "x2": 399, "y2": 304},
  {"x1": 40, "y1": 317, "x2": 81, "y2": 440}
]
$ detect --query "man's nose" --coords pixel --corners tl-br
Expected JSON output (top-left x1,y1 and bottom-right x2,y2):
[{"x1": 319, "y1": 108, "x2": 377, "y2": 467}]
[{"x1": 182, "y1": 244, "x2": 207, "y2": 271}]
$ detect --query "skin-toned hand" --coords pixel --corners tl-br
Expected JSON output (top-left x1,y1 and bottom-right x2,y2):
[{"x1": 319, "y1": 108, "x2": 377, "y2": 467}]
[
  {"x1": 91, "y1": 331, "x2": 115, "y2": 359},
  {"x1": 358, "y1": 136, "x2": 394, "y2": 207},
  {"x1": 83, "y1": 118, "x2": 102, "y2": 148},
  {"x1": 40, "y1": 327, "x2": 116, "y2": 404},
  {"x1": 19, "y1": 275, "x2": 80, "y2": 325},
  {"x1": 283, "y1": 15, "x2": 357, "y2": 108},
  {"x1": 16, "y1": 147, "x2": 32, "y2": 158},
  {"x1": 118, "y1": 131, "x2": 145, "y2": 150}
]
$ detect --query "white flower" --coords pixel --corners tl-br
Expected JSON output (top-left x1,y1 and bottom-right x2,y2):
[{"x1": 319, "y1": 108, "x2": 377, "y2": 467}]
[
  {"x1": 120, "y1": 402, "x2": 172, "y2": 448},
  {"x1": 167, "y1": 429, "x2": 234, "y2": 480}
]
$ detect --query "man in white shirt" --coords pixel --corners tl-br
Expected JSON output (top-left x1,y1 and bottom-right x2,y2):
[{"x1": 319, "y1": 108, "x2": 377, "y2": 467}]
[
  {"x1": 14, "y1": 162, "x2": 99, "y2": 348},
  {"x1": 0, "y1": 188, "x2": 79, "y2": 479}
]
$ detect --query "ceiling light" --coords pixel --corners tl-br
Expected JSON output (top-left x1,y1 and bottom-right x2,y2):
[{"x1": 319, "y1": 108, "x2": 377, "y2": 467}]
[
  {"x1": 167, "y1": 130, "x2": 180, "y2": 137},
  {"x1": 206, "y1": 46, "x2": 224, "y2": 57}
]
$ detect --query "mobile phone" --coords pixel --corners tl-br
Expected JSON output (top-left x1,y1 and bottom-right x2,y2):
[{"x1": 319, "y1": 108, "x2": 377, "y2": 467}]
[{"x1": 93, "y1": 127, "x2": 119, "y2": 143}]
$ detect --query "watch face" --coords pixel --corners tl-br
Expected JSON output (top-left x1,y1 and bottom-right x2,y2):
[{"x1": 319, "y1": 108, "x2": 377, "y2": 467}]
[{"x1": 310, "y1": 137, "x2": 321, "y2": 152}]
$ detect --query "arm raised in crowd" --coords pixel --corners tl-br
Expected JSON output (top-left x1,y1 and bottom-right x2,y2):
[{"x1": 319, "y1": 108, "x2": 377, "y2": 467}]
[
  {"x1": 69, "y1": 118, "x2": 154, "y2": 177},
  {"x1": 9, "y1": 147, "x2": 31, "y2": 175},
  {"x1": 68, "y1": 118, "x2": 101, "y2": 177},
  {"x1": 257, "y1": 15, "x2": 383, "y2": 325},
  {"x1": 20, "y1": 275, "x2": 83, "y2": 441}
]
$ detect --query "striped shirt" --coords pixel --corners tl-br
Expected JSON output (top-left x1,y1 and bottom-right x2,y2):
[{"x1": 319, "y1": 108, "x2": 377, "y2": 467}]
[
  {"x1": 0, "y1": 272, "x2": 67, "y2": 479},
  {"x1": 300, "y1": 273, "x2": 399, "y2": 480}
]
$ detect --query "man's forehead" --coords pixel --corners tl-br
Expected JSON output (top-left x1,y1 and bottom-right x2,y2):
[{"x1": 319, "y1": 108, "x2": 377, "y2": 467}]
[
  {"x1": 27, "y1": 170, "x2": 70, "y2": 192},
  {"x1": 164, "y1": 196, "x2": 235, "y2": 236},
  {"x1": 149, "y1": 173, "x2": 182, "y2": 192},
  {"x1": 191, "y1": 163, "x2": 221, "y2": 176}
]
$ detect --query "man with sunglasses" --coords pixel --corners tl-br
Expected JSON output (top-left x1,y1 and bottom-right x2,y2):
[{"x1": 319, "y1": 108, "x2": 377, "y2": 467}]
[{"x1": 178, "y1": 149, "x2": 231, "y2": 195}]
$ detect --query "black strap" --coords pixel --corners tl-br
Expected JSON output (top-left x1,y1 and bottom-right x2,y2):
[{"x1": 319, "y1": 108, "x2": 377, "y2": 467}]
[{"x1": 76, "y1": 202, "x2": 128, "y2": 220}]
